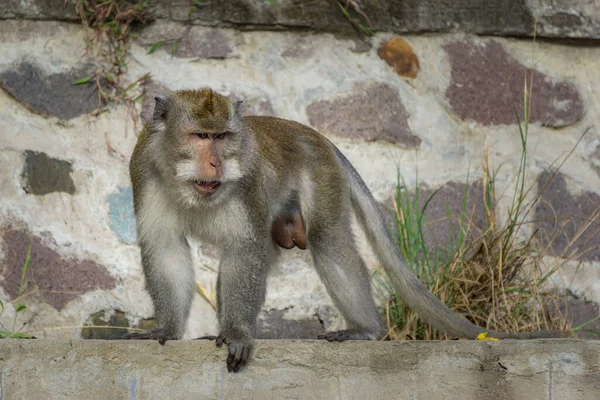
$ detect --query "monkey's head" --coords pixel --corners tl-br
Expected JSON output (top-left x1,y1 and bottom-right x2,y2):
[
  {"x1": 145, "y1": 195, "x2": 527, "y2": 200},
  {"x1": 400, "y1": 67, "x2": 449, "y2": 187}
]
[{"x1": 148, "y1": 89, "x2": 251, "y2": 207}]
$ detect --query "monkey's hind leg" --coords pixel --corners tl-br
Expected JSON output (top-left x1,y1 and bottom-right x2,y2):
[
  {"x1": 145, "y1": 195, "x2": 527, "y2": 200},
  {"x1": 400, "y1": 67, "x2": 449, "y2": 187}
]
[{"x1": 310, "y1": 232, "x2": 383, "y2": 342}]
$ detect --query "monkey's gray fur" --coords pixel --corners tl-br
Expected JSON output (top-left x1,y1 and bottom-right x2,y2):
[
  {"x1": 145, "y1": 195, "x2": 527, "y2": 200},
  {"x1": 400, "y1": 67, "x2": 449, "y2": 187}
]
[{"x1": 127, "y1": 89, "x2": 566, "y2": 372}]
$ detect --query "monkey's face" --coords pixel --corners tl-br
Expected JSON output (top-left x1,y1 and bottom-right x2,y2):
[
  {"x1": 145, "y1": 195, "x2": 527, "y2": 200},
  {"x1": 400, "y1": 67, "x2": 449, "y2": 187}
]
[{"x1": 151, "y1": 90, "x2": 248, "y2": 207}]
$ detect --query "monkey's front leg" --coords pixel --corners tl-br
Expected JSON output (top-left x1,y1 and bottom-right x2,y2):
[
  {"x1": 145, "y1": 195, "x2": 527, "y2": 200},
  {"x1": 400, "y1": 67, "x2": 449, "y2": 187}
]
[
  {"x1": 126, "y1": 232, "x2": 195, "y2": 343},
  {"x1": 215, "y1": 244, "x2": 269, "y2": 372}
]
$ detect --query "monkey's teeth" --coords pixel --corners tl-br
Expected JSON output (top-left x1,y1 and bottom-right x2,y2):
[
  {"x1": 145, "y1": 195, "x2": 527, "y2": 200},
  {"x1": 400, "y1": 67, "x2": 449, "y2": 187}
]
[{"x1": 193, "y1": 180, "x2": 221, "y2": 192}]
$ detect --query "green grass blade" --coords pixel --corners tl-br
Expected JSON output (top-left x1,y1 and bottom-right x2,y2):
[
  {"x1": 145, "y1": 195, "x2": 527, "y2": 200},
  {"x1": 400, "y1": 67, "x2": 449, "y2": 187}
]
[
  {"x1": 147, "y1": 41, "x2": 164, "y2": 54},
  {"x1": 573, "y1": 314, "x2": 600, "y2": 331},
  {"x1": 73, "y1": 76, "x2": 92, "y2": 85}
]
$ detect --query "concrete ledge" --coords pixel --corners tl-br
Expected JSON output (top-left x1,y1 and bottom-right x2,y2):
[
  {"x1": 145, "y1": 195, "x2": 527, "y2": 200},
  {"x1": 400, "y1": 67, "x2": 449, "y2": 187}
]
[{"x1": 0, "y1": 339, "x2": 599, "y2": 399}]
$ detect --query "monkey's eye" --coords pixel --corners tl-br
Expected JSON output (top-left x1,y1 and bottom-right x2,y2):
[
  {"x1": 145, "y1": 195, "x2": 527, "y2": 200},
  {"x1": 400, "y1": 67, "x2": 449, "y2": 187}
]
[
  {"x1": 214, "y1": 133, "x2": 226, "y2": 140},
  {"x1": 195, "y1": 132, "x2": 209, "y2": 139}
]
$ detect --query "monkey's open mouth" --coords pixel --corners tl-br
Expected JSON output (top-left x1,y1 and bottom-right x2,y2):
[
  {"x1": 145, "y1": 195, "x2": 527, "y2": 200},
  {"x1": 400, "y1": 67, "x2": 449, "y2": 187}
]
[{"x1": 194, "y1": 179, "x2": 221, "y2": 195}]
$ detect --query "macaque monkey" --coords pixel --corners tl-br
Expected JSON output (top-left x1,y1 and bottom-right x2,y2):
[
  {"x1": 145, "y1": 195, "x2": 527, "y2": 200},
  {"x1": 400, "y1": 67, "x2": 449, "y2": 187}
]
[{"x1": 127, "y1": 89, "x2": 566, "y2": 372}]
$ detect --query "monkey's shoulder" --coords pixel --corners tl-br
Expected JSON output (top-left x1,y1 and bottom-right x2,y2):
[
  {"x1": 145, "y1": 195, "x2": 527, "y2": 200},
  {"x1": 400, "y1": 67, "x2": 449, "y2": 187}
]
[{"x1": 242, "y1": 115, "x2": 331, "y2": 156}]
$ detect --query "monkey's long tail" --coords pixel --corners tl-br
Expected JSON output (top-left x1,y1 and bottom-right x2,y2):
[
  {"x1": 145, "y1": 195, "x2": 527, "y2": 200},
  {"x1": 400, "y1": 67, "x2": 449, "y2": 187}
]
[{"x1": 334, "y1": 147, "x2": 567, "y2": 340}]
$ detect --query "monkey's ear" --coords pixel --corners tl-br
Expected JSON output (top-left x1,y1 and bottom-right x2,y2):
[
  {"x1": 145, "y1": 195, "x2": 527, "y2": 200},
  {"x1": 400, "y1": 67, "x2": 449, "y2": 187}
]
[
  {"x1": 235, "y1": 100, "x2": 244, "y2": 115},
  {"x1": 153, "y1": 96, "x2": 168, "y2": 122}
]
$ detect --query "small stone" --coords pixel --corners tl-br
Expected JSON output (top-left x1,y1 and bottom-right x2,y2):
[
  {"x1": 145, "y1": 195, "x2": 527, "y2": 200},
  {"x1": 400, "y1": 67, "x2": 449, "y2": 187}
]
[
  {"x1": 108, "y1": 186, "x2": 137, "y2": 244},
  {"x1": 1, "y1": 229, "x2": 116, "y2": 311},
  {"x1": 534, "y1": 170, "x2": 600, "y2": 262},
  {"x1": 377, "y1": 36, "x2": 420, "y2": 79},
  {"x1": 306, "y1": 82, "x2": 420, "y2": 146},
  {"x1": 171, "y1": 29, "x2": 233, "y2": 59},
  {"x1": 0, "y1": 62, "x2": 104, "y2": 120},
  {"x1": 21, "y1": 151, "x2": 75, "y2": 196},
  {"x1": 444, "y1": 40, "x2": 584, "y2": 127}
]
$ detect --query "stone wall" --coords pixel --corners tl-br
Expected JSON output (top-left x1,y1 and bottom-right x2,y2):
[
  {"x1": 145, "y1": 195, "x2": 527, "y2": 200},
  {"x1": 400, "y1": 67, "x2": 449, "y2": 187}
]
[
  {"x1": 1, "y1": 339, "x2": 599, "y2": 399},
  {"x1": 0, "y1": 1, "x2": 599, "y2": 340}
]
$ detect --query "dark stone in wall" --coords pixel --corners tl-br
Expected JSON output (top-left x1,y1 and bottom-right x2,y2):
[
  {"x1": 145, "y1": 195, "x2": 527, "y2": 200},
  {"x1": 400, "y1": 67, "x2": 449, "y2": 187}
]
[
  {"x1": 0, "y1": 0, "x2": 79, "y2": 21},
  {"x1": 82, "y1": 310, "x2": 156, "y2": 340},
  {"x1": 21, "y1": 151, "x2": 76, "y2": 195},
  {"x1": 0, "y1": 229, "x2": 117, "y2": 311},
  {"x1": 170, "y1": 29, "x2": 233, "y2": 59},
  {"x1": 306, "y1": 82, "x2": 420, "y2": 146},
  {"x1": 0, "y1": 62, "x2": 104, "y2": 120},
  {"x1": 547, "y1": 293, "x2": 600, "y2": 340},
  {"x1": 534, "y1": 170, "x2": 600, "y2": 262},
  {"x1": 257, "y1": 309, "x2": 323, "y2": 339},
  {"x1": 444, "y1": 40, "x2": 584, "y2": 128},
  {"x1": 379, "y1": 180, "x2": 489, "y2": 260}
]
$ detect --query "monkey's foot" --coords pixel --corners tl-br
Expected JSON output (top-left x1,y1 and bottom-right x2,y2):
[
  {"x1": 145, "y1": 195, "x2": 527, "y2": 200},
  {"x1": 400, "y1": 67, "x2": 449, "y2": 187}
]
[
  {"x1": 123, "y1": 329, "x2": 175, "y2": 345},
  {"x1": 193, "y1": 335, "x2": 218, "y2": 341},
  {"x1": 318, "y1": 329, "x2": 378, "y2": 342},
  {"x1": 215, "y1": 329, "x2": 253, "y2": 373}
]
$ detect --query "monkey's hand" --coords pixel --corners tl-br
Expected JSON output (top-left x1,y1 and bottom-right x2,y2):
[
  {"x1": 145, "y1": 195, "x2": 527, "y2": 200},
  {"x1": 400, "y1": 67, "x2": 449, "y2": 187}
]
[
  {"x1": 215, "y1": 328, "x2": 253, "y2": 373},
  {"x1": 123, "y1": 329, "x2": 176, "y2": 345}
]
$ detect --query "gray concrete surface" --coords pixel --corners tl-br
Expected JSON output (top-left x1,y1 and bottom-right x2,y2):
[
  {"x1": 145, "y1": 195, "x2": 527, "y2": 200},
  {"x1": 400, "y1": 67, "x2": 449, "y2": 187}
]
[{"x1": 0, "y1": 339, "x2": 598, "y2": 399}]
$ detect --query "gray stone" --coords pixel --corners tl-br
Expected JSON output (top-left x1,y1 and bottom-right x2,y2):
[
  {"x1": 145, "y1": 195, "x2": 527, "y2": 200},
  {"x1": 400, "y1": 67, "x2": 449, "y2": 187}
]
[
  {"x1": 0, "y1": 62, "x2": 104, "y2": 120},
  {"x1": 257, "y1": 309, "x2": 323, "y2": 339},
  {"x1": 21, "y1": 151, "x2": 76, "y2": 195},
  {"x1": 0, "y1": 0, "x2": 79, "y2": 21},
  {"x1": 0, "y1": 339, "x2": 599, "y2": 399},
  {"x1": 107, "y1": 185, "x2": 137, "y2": 244},
  {"x1": 82, "y1": 310, "x2": 156, "y2": 340},
  {"x1": 306, "y1": 82, "x2": 420, "y2": 146},
  {"x1": 532, "y1": 0, "x2": 600, "y2": 39},
  {"x1": 444, "y1": 40, "x2": 584, "y2": 128},
  {"x1": 170, "y1": 29, "x2": 233, "y2": 59},
  {"x1": 534, "y1": 170, "x2": 600, "y2": 262},
  {"x1": 0, "y1": 228, "x2": 116, "y2": 311}
]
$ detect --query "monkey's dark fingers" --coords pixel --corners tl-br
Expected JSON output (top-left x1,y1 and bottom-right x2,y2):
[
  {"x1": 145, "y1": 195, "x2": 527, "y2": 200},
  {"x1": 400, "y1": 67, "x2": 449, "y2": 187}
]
[
  {"x1": 123, "y1": 329, "x2": 171, "y2": 345},
  {"x1": 193, "y1": 335, "x2": 218, "y2": 341},
  {"x1": 226, "y1": 340, "x2": 252, "y2": 373},
  {"x1": 215, "y1": 334, "x2": 226, "y2": 348}
]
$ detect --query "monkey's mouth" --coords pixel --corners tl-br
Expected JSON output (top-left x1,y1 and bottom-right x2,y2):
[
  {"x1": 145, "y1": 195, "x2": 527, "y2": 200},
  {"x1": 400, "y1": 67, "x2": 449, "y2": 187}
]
[{"x1": 193, "y1": 179, "x2": 221, "y2": 196}]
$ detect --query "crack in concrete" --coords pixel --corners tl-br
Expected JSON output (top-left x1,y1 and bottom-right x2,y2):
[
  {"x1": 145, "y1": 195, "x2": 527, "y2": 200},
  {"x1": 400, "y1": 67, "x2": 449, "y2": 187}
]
[
  {"x1": 548, "y1": 362, "x2": 553, "y2": 400},
  {"x1": 129, "y1": 373, "x2": 137, "y2": 400},
  {"x1": 218, "y1": 367, "x2": 226, "y2": 400}
]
